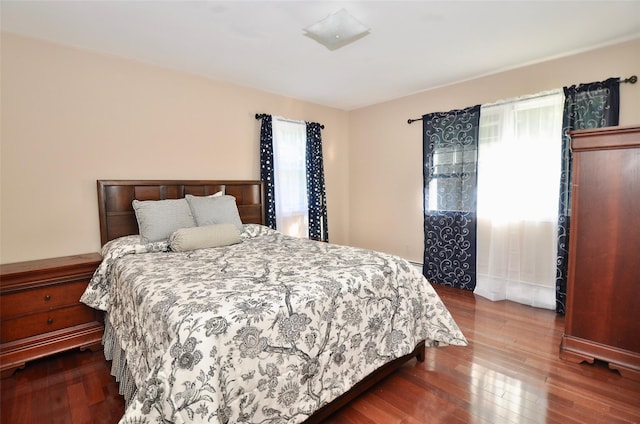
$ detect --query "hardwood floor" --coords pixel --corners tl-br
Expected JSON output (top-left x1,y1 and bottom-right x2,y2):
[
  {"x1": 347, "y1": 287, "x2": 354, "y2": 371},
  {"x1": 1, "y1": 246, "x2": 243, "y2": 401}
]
[{"x1": 2, "y1": 284, "x2": 639, "y2": 423}]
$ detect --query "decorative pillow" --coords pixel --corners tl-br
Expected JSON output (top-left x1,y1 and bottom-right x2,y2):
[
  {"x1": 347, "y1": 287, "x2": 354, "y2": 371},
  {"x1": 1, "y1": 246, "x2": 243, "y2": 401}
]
[
  {"x1": 132, "y1": 198, "x2": 196, "y2": 242},
  {"x1": 169, "y1": 224, "x2": 241, "y2": 252},
  {"x1": 185, "y1": 194, "x2": 244, "y2": 232}
]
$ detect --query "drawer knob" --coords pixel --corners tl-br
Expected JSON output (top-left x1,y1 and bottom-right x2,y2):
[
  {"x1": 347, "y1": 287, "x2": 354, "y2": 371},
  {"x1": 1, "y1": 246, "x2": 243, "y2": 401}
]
[
  {"x1": 47, "y1": 318, "x2": 54, "y2": 325},
  {"x1": 44, "y1": 295, "x2": 51, "y2": 301}
]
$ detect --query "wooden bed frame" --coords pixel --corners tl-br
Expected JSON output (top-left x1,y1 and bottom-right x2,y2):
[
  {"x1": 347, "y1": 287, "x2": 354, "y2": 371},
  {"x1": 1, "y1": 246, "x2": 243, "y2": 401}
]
[
  {"x1": 97, "y1": 179, "x2": 265, "y2": 244},
  {"x1": 96, "y1": 179, "x2": 425, "y2": 423}
]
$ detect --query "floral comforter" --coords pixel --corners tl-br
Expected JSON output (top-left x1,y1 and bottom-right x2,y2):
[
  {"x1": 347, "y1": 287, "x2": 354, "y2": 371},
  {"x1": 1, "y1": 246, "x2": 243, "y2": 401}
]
[{"x1": 81, "y1": 225, "x2": 466, "y2": 424}]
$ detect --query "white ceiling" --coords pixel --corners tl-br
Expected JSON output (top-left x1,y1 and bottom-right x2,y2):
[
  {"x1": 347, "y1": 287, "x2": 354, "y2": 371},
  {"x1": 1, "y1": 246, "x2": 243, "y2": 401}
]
[{"x1": 2, "y1": 1, "x2": 640, "y2": 111}]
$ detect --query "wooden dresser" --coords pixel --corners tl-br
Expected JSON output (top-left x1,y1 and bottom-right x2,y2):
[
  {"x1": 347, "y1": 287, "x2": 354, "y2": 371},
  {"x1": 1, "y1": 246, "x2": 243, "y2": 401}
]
[
  {"x1": 0, "y1": 253, "x2": 104, "y2": 377},
  {"x1": 560, "y1": 125, "x2": 640, "y2": 380}
]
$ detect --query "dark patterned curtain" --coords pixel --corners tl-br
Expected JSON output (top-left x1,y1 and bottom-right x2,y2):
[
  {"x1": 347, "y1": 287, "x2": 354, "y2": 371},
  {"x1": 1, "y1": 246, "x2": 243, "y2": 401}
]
[
  {"x1": 423, "y1": 105, "x2": 481, "y2": 290},
  {"x1": 555, "y1": 78, "x2": 619, "y2": 314},
  {"x1": 306, "y1": 122, "x2": 329, "y2": 242},
  {"x1": 259, "y1": 114, "x2": 277, "y2": 229}
]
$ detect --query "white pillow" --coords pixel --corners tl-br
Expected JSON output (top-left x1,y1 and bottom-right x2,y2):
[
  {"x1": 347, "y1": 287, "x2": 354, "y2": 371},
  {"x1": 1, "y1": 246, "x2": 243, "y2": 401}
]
[
  {"x1": 185, "y1": 194, "x2": 244, "y2": 232},
  {"x1": 132, "y1": 198, "x2": 196, "y2": 242},
  {"x1": 203, "y1": 190, "x2": 224, "y2": 197},
  {"x1": 169, "y1": 224, "x2": 241, "y2": 252}
]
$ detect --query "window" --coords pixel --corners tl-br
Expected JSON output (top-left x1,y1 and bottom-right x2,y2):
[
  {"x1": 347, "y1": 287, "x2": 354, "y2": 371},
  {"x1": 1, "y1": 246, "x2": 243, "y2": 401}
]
[
  {"x1": 272, "y1": 117, "x2": 309, "y2": 238},
  {"x1": 477, "y1": 93, "x2": 563, "y2": 223},
  {"x1": 428, "y1": 142, "x2": 477, "y2": 212}
]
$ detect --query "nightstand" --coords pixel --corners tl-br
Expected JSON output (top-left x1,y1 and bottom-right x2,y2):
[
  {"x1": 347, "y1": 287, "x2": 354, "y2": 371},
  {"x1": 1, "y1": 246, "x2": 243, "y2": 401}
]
[{"x1": 0, "y1": 253, "x2": 104, "y2": 377}]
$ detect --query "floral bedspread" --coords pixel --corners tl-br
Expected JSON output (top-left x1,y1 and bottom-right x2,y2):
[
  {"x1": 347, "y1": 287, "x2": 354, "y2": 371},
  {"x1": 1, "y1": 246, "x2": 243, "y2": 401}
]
[{"x1": 81, "y1": 225, "x2": 467, "y2": 424}]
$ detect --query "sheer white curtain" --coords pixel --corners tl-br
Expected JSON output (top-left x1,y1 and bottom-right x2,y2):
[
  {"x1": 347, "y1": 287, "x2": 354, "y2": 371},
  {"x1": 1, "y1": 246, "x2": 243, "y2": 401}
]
[
  {"x1": 272, "y1": 117, "x2": 309, "y2": 238},
  {"x1": 474, "y1": 91, "x2": 563, "y2": 309}
]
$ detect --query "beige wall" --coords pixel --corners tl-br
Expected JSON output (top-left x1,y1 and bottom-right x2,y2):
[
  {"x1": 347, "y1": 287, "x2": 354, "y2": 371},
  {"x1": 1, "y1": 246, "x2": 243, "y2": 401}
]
[
  {"x1": 348, "y1": 39, "x2": 640, "y2": 263},
  {"x1": 0, "y1": 32, "x2": 350, "y2": 263},
  {"x1": 2, "y1": 32, "x2": 639, "y2": 265}
]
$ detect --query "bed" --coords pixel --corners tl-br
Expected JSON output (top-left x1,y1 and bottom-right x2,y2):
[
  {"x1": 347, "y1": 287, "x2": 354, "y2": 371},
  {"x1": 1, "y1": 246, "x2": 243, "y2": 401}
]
[{"x1": 81, "y1": 179, "x2": 467, "y2": 424}]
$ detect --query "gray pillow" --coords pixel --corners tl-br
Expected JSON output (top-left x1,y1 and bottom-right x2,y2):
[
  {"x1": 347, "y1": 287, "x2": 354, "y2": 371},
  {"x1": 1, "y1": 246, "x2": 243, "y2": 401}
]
[
  {"x1": 169, "y1": 224, "x2": 241, "y2": 252},
  {"x1": 185, "y1": 194, "x2": 244, "y2": 232},
  {"x1": 132, "y1": 198, "x2": 196, "y2": 242}
]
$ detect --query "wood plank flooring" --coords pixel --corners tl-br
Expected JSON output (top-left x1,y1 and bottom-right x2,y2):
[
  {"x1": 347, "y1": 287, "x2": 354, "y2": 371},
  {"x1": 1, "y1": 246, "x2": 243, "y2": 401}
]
[{"x1": 2, "y1": 284, "x2": 639, "y2": 423}]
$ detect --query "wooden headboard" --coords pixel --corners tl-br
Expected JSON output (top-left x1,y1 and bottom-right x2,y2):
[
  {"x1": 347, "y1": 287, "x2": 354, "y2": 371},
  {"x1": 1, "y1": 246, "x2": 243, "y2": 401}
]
[{"x1": 97, "y1": 180, "x2": 265, "y2": 245}]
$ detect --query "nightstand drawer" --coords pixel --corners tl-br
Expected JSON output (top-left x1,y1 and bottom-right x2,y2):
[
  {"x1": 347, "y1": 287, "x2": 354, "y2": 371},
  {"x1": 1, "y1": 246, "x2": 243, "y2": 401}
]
[
  {"x1": 0, "y1": 305, "x2": 98, "y2": 344},
  {"x1": 0, "y1": 280, "x2": 89, "y2": 319}
]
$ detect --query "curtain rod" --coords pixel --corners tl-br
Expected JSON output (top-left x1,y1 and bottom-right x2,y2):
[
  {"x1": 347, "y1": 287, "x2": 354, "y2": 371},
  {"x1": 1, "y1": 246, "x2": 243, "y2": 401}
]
[
  {"x1": 406, "y1": 74, "x2": 637, "y2": 124},
  {"x1": 255, "y1": 113, "x2": 325, "y2": 129}
]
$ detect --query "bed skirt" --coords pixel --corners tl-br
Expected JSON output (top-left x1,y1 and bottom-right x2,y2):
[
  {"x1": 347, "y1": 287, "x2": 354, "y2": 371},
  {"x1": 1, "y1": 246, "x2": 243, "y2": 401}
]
[{"x1": 103, "y1": 315, "x2": 138, "y2": 406}]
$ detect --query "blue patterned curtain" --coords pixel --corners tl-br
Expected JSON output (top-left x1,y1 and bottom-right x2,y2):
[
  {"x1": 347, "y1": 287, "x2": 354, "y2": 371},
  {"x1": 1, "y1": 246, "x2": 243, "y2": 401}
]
[
  {"x1": 555, "y1": 78, "x2": 619, "y2": 314},
  {"x1": 306, "y1": 122, "x2": 329, "y2": 242},
  {"x1": 423, "y1": 105, "x2": 481, "y2": 290},
  {"x1": 259, "y1": 114, "x2": 277, "y2": 229}
]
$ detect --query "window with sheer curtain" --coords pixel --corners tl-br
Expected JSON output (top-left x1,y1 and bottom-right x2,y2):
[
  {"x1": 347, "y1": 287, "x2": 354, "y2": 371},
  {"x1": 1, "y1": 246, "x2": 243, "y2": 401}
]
[
  {"x1": 272, "y1": 117, "x2": 309, "y2": 238},
  {"x1": 474, "y1": 90, "x2": 564, "y2": 309}
]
